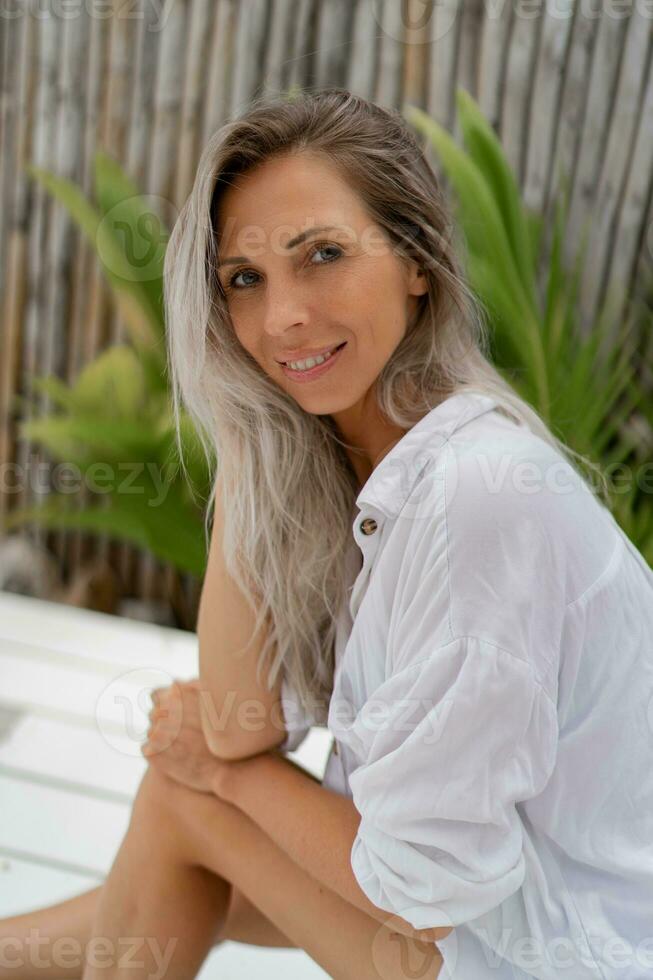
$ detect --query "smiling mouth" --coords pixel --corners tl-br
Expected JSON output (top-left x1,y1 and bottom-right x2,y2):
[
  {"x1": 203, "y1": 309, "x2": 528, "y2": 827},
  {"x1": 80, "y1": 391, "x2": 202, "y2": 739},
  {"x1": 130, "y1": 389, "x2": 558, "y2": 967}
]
[{"x1": 281, "y1": 342, "x2": 346, "y2": 367}]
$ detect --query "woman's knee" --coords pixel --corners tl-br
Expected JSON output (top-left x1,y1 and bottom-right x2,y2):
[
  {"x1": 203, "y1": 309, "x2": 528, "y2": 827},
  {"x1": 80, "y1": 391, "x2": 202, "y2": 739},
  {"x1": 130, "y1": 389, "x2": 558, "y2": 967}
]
[
  {"x1": 132, "y1": 762, "x2": 172, "y2": 807},
  {"x1": 129, "y1": 766, "x2": 226, "y2": 868},
  {"x1": 128, "y1": 766, "x2": 189, "y2": 842}
]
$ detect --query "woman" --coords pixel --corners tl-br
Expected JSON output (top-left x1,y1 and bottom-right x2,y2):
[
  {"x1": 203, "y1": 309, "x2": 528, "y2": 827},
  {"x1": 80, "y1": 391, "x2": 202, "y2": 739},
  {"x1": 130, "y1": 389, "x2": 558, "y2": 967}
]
[{"x1": 2, "y1": 88, "x2": 652, "y2": 980}]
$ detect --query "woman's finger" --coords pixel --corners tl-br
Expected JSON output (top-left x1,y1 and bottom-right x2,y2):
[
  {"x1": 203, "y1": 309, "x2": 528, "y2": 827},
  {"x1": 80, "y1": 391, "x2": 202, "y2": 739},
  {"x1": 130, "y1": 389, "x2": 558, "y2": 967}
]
[{"x1": 150, "y1": 680, "x2": 179, "y2": 705}]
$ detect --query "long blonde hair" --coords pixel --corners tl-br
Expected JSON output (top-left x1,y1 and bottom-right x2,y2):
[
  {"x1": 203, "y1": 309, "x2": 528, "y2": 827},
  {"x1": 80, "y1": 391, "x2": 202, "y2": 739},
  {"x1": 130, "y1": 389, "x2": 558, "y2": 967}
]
[{"x1": 163, "y1": 87, "x2": 605, "y2": 725}]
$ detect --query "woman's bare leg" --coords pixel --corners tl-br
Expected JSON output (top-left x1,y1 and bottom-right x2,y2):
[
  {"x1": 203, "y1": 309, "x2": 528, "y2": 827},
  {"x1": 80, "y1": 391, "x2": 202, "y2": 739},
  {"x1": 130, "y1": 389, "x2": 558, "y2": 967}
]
[
  {"x1": 0, "y1": 758, "x2": 318, "y2": 976},
  {"x1": 0, "y1": 862, "x2": 293, "y2": 979},
  {"x1": 0, "y1": 764, "x2": 240, "y2": 980},
  {"x1": 0, "y1": 886, "x2": 103, "y2": 979},
  {"x1": 0, "y1": 777, "x2": 297, "y2": 980},
  {"x1": 1, "y1": 763, "x2": 443, "y2": 979},
  {"x1": 0, "y1": 828, "x2": 229, "y2": 980},
  {"x1": 82, "y1": 764, "x2": 443, "y2": 980},
  {"x1": 79, "y1": 766, "x2": 232, "y2": 980}
]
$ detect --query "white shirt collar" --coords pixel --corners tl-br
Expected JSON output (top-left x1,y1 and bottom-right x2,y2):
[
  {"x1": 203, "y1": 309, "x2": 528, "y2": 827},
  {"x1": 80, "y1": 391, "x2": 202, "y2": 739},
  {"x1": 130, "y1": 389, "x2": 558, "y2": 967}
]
[{"x1": 354, "y1": 390, "x2": 499, "y2": 519}]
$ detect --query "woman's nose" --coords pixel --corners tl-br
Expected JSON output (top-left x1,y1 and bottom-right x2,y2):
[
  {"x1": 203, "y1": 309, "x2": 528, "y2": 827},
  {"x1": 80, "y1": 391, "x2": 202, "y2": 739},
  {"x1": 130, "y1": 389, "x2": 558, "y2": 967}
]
[{"x1": 261, "y1": 295, "x2": 311, "y2": 339}]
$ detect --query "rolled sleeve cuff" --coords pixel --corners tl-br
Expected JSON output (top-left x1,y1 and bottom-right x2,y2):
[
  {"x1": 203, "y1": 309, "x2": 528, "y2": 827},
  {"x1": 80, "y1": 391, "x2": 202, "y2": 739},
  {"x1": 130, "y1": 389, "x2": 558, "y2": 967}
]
[{"x1": 350, "y1": 818, "x2": 525, "y2": 930}]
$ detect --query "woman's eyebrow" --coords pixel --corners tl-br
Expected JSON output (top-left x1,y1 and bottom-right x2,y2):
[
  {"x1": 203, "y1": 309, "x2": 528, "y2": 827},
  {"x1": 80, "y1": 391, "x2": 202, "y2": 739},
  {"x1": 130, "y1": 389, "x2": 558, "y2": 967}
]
[{"x1": 217, "y1": 225, "x2": 343, "y2": 267}]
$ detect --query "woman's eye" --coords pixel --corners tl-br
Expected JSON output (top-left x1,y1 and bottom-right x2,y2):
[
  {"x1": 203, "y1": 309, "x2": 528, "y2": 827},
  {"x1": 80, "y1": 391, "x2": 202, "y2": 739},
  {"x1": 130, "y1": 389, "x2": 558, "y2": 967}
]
[
  {"x1": 227, "y1": 268, "x2": 259, "y2": 291},
  {"x1": 224, "y1": 242, "x2": 342, "y2": 292},
  {"x1": 309, "y1": 242, "x2": 343, "y2": 265}
]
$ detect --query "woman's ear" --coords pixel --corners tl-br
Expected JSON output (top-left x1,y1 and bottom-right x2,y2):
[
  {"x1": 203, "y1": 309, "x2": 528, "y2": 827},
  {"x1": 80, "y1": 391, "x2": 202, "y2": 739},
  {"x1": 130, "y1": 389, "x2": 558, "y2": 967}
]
[{"x1": 407, "y1": 263, "x2": 429, "y2": 297}]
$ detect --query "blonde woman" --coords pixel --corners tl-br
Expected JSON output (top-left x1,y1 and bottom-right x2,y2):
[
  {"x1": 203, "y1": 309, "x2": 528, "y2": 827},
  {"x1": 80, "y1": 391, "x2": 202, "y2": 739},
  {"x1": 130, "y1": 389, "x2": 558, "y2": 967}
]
[{"x1": 2, "y1": 88, "x2": 652, "y2": 980}]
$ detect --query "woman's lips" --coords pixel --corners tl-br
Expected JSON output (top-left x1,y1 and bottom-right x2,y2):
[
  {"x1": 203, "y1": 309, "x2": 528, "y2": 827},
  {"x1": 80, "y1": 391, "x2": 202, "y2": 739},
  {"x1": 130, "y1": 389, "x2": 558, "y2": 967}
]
[{"x1": 280, "y1": 342, "x2": 347, "y2": 383}]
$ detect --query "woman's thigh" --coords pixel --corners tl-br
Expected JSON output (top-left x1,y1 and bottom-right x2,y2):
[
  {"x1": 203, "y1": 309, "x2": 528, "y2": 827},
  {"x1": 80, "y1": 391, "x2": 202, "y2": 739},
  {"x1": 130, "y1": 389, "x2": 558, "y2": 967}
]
[{"x1": 158, "y1": 769, "x2": 443, "y2": 980}]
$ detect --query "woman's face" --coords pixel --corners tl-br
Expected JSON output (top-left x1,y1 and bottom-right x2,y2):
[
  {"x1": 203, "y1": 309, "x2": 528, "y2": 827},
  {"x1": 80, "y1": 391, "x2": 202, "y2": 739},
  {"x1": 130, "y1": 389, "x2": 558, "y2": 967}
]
[{"x1": 214, "y1": 152, "x2": 428, "y2": 417}]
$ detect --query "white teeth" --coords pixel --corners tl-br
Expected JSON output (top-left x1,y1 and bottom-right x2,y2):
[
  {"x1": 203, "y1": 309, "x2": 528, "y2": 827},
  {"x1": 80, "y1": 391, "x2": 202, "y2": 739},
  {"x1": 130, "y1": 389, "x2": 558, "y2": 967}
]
[{"x1": 286, "y1": 345, "x2": 340, "y2": 372}]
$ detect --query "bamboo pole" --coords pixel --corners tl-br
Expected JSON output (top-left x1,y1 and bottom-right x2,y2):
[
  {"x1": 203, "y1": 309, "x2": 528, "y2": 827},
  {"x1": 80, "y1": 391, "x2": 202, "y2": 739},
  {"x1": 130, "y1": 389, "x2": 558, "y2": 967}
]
[{"x1": 579, "y1": 5, "x2": 651, "y2": 328}]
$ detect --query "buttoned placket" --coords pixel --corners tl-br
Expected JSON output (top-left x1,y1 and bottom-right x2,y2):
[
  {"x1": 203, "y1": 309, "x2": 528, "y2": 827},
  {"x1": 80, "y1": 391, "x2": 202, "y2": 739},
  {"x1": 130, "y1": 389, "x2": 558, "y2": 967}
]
[
  {"x1": 331, "y1": 505, "x2": 385, "y2": 762},
  {"x1": 348, "y1": 505, "x2": 385, "y2": 621}
]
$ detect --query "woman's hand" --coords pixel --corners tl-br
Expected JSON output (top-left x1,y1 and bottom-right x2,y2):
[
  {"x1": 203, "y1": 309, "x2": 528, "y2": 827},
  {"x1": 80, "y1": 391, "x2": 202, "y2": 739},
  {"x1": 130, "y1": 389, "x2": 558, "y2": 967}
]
[{"x1": 141, "y1": 678, "x2": 228, "y2": 795}]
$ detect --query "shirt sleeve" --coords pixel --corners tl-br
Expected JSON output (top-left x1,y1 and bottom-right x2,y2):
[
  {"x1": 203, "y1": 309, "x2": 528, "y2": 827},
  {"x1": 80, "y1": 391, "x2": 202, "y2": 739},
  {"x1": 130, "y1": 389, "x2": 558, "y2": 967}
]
[
  {"x1": 277, "y1": 672, "x2": 314, "y2": 752},
  {"x1": 347, "y1": 635, "x2": 559, "y2": 930}
]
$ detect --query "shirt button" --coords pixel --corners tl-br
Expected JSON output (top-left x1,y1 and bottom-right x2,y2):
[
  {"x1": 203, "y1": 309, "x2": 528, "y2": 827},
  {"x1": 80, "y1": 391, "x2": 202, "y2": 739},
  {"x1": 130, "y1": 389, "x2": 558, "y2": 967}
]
[{"x1": 359, "y1": 517, "x2": 378, "y2": 535}]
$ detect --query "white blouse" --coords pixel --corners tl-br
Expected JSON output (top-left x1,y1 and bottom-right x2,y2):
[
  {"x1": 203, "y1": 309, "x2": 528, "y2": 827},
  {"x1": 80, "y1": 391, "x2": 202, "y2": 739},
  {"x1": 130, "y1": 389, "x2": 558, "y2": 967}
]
[{"x1": 279, "y1": 390, "x2": 653, "y2": 980}]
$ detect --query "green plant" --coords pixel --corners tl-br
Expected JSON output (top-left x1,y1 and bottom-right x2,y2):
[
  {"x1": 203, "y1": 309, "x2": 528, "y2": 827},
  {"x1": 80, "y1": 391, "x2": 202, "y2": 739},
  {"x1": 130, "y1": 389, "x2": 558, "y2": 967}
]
[
  {"x1": 5, "y1": 151, "x2": 213, "y2": 577},
  {"x1": 406, "y1": 89, "x2": 653, "y2": 566},
  {"x1": 9, "y1": 97, "x2": 652, "y2": 576}
]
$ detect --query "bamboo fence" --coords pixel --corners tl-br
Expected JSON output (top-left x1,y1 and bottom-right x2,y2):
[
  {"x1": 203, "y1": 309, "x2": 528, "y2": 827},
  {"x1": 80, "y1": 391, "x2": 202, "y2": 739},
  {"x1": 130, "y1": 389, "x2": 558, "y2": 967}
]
[{"x1": 1, "y1": 0, "x2": 652, "y2": 620}]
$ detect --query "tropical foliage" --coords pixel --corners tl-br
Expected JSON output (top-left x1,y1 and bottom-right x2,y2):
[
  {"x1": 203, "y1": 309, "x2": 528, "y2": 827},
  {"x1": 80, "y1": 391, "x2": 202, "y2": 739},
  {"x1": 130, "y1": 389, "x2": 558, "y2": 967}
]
[
  {"x1": 5, "y1": 151, "x2": 212, "y2": 576},
  {"x1": 406, "y1": 89, "x2": 653, "y2": 565},
  {"x1": 6, "y1": 91, "x2": 651, "y2": 581}
]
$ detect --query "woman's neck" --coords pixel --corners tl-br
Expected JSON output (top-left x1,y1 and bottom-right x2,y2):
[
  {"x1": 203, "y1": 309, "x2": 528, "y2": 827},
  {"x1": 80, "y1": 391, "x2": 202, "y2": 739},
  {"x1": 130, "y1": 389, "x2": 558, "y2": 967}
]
[{"x1": 330, "y1": 387, "x2": 442, "y2": 492}]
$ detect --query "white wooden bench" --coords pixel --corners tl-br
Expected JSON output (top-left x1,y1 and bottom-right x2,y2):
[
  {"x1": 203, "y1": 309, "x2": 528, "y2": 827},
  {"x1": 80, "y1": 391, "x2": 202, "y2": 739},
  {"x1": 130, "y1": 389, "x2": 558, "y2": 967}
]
[{"x1": 0, "y1": 589, "x2": 331, "y2": 977}]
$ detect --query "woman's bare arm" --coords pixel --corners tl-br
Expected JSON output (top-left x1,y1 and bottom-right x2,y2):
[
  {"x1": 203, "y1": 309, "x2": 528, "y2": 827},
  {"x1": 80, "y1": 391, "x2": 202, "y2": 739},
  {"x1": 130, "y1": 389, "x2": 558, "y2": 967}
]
[
  {"x1": 218, "y1": 749, "x2": 454, "y2": 945},
  {"x1": 196, "y1": 477, "x2": 289, "y2": 759}
]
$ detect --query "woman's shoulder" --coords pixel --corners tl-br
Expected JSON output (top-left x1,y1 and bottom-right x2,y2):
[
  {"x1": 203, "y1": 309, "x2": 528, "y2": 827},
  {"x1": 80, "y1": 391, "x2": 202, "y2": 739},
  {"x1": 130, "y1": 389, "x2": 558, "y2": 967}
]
[
  {"x1": 446, "y1": 411, "x2": 592, "y2": 525},
  {"x1": 394, "y1": 408, "x2": 620, "y2": 640}
]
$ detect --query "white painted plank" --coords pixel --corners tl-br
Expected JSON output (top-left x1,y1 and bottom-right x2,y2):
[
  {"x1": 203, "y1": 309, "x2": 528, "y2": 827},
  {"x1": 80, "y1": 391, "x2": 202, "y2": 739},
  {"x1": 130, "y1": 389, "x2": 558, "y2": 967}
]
[
  {"x1": 0, "y1": 854, "x2": 101, "y2": 917},
  {"x1": 0, "y1": 594, "x2": 333, "y2": 977},
  {"x1": 0, "y1": 702, "x2": 331, "y2": 794},
  {"x1": 0, "y1": 646, "x2": 190, "y2": 740},
  {"x1": 0, "y1": 775, "x2": 130, "y2": 874},
  {"x1": 202, "y1": 941, "x2": 329, "y2": 978},
  {"x1": 0, "y1": 644, "x2": 332, "y2": 778},
  {"x1": 0, "y1": 590, "x2": 198, "y2": 673},
  {"x1": 0, "y1": 633, "x2": 192, "y2": 687},
  {"x1": 0, "y1": 711, "x2": 147, "y2": 798}
]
